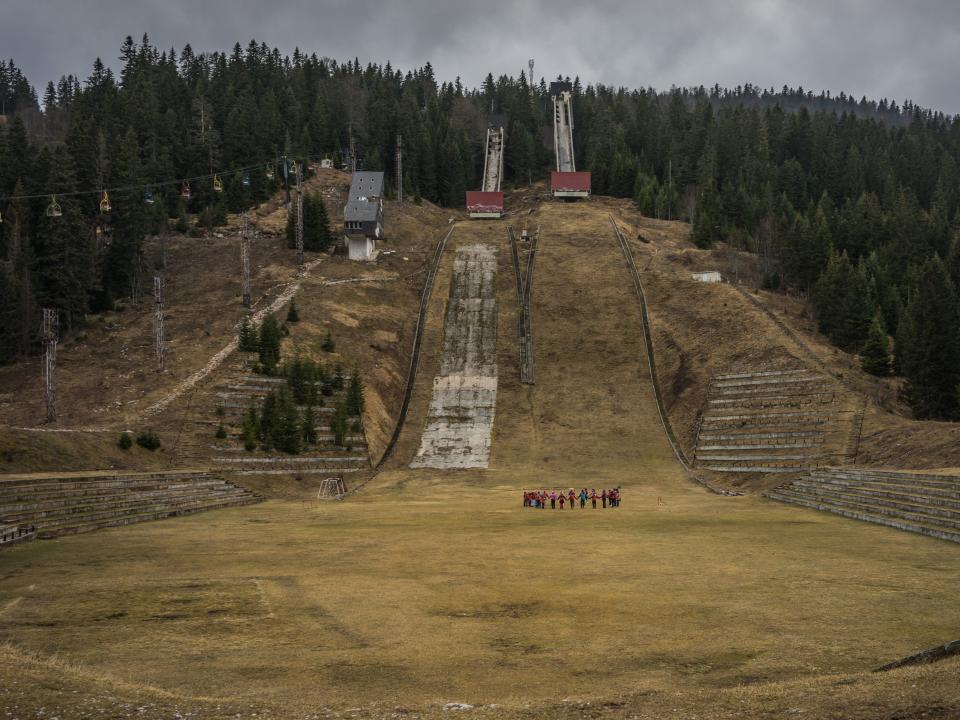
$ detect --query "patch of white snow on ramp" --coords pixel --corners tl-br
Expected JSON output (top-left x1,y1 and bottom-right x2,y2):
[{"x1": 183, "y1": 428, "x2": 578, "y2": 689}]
[{"x1": 411, "y1": 244, "x2": 498, "y2": 469}]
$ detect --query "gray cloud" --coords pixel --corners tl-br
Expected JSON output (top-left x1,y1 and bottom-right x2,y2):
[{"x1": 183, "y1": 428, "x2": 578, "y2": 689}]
[{"x1": 3, "y1": 0, "x2": 959, "y2": 113}]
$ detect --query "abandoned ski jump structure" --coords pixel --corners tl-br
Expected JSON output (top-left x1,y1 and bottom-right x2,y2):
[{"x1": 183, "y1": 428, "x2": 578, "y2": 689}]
[
  {"x1": 550, "y1": 81, "x2": 590, "y2": 199},
  {"x1": 467, "y1": 115, "x2": 506, "y2": 218}
]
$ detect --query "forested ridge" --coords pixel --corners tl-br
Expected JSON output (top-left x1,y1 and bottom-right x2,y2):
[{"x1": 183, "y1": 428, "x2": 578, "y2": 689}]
[{"x1": 3, "y1": 35, "x2": 960, "y2": 419}]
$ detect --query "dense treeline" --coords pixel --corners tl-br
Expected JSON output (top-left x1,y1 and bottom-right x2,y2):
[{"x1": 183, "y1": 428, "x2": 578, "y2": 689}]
[{"x1": 3, "y1": 36, "x2": 960, "y2": 419}]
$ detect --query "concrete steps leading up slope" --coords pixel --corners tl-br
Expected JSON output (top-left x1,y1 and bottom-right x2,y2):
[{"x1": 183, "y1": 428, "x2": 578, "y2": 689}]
[
  {"x1": 0, "y1": 471, "x2": 261, "y2": 538},
  {"x1": 695, "y1": 366, "x2": 857, "y2": 474},
  {"x1": 766, "y1": 468, "x2": 960, "y2": 544}
]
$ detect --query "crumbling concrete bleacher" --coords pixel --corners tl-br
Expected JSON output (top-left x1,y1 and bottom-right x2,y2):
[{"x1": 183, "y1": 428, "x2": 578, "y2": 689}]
[
  {"x1": 177, "y1": 373, "x2": 370, "y2": 476},
  {"x1": 695, "y1": 369, "x2": 856, "y2": 473},
  {"x1": 767, "y1": 468, "x2": 960, "y2": 544},
  {"x1": 0, "y1": 471, "x2": 261, "y2": 538}
]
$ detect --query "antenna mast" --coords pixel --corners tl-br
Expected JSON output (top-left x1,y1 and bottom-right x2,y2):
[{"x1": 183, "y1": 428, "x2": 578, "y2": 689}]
[{"x1": 528, "y1": 59, "x2": 535, "y2": 95}]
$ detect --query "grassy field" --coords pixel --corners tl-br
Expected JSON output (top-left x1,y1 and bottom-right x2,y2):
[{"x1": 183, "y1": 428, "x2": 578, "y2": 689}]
[
  {"x1": 1, "y1": 481, "x2": 959, "y2": 717},
  {"x1": 2, "y1": 202, "x2": 959, "y2": 719}
]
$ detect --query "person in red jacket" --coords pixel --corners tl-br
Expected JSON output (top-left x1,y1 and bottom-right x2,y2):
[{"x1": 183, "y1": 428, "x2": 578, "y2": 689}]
[
  {"x1": 558, "y1": 493, "x2": 565, "y2": 509},
  {"x1": 601, "y1": 489, "x2": 608, "y2": 509},
  {"x1": 590, "y1": 489, "x2": 598, "y2": 509},
  {"x1": 567, "y1": 488, "x2": 576, "y2": 509}
]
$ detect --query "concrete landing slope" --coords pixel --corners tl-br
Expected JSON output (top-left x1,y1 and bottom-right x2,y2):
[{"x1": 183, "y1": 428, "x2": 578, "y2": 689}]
[
  {"x1": 491, "y1": 204, "x2": 687, "y2": 486},
  {"x1": 411, "y1": 244, "x2": 499, "y2": 469}
]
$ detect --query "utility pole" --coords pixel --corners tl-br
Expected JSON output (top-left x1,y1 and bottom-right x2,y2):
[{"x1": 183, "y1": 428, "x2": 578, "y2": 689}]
[
  {"x1": 240, "y1": 213, "x2": 252, "y2": 307},
  {"x1": 528, "y1": 59, "x2": 535, "y2": 96},
  {"x1": 42, "y1": 308, "x2": 58, "y2": 423},
  {"x1": 349, "y1": 123, "x2": 357, "y2": 174},
  {"x1": 153, "y1": 275, "x2": 166, "y2": 372},
  {"x1": 395, "y1": 133, "x2": 403, "y2": 202},
  {"x1": 283, "y1": 153, "x2": 291, "y2": 215},
  {"x1": 295, "y1": 162, "x2": 304, "y2": 266}
]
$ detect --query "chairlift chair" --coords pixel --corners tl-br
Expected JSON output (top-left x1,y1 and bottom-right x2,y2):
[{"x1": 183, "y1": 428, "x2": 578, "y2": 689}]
[
  {"x1": 213, "y1": 174, "x2": 224, "y2": 193},
  {"x1": 99, "y1": 191, "x2": 112, "y2": 213},
  {"x1": 46, "y1": 196, "x2": 62, "y2": 218},
  {"x1": 266, "y1": 165, "x2": 275, "y2": 180},
  {"x1": 181, "y1": 182, "x2": 192, "y2": 200},
  {"x1": 144, "y1": 188, "x2": 155, "y2": 205},
  {"x1": 242, "y1": 170, "x2": 251, "y2": 188}
]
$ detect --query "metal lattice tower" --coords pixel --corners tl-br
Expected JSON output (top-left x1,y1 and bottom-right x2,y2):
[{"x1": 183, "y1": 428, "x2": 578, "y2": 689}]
[
  {"x1": 295, "y1": 163, "x2": 304, "y2": 266},
  {"x1": 528, "y1": 59, "x2": 535, "y2": 95},
  {"x1": 240, "y1": 213, "x2": 252, "y2": 307},
  {"x1": 395, "y1": 133, "x2": 403, "y2": 202},
  {"x1": 153, "y1": 275, "x2": 166, "y2": 372},
  {"x1": 41, "y1": 308, "x2": 58, "y2": 423}
]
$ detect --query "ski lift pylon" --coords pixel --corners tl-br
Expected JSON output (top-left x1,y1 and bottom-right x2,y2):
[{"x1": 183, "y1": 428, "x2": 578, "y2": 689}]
[
  {"x1": 46, "y1": 196, "x2": 63, "y2": 218},
  {"x1": 181, "y1": 182, "x2": 191, "y2": 200},
  {"x1": 99, "y1": 191, "x2": 112, "y2": 213},
  {"x1": 213, "y1": 174, "x2": 224, "y2": 192}
]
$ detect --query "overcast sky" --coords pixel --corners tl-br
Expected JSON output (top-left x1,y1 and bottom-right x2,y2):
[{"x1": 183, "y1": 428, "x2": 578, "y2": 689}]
[{"x1": 4, "y1": 0, "x2": 959, "y2": 114}]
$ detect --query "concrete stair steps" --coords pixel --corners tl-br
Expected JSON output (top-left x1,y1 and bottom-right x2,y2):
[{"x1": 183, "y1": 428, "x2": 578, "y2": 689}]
[
  {"x1": 697, "y1": 442, "x2": 821, "y2": 451},
  {"x1": 710, "y1": 384, "x2": 834, "y2": 399},
  {"x1": 218, "y1": 403, "x2": 338, "y2": 414},
  {"x1": 696, "y1": 453, "x2": 821, "y2": 462},
  {"x1": 712, "y1": 375, "x2": 825, "y2": 390},
  {"x1": 812, "y1": 469, "x2": 960, "y2": 490},
  {"x1": 715, "y1": 369, "x2": 812, "y2": 382},
  {"x1": 805, "y1": 475, "x2": 960, "y2": 501},
  {"x1": 231, "y1": 467, "x2": 367, "y2": 476},
  {"x1": 702, "y1": 464, "x2": 813, "y2": 473},
  {"x1": 2, "y1": 488, "x2": 254, "y2": 525},
  {"x1": 35, "y1": 495, "x2": 262, "y2": 539},
  {"x1": 213, "y1": 456, "x2": 368, "y2": 466},
  {"x1": 698, "y1": 431, "x2": 825, "y2": 442},
  {"x1": 0, "y1": 470, "x2": 218, "y2": 486},
  {"x1": 703, "y1": 411, "x2": 831, "y2": 423},
  {"x1": 709, "y1": 393, "x2": 838, "y2": 408},
  {"x1": 0, "y1": 480, "x2": 236, "y2": 507},
  {"x1": 0, "y1": 474, "x2": 222, "y2": 497},
  {"x1": 765, "y1": 490, "x2": 960, "y2": 544},
  {"x1": 785, "y1": 482, "x2": 960, "y2": 526}
]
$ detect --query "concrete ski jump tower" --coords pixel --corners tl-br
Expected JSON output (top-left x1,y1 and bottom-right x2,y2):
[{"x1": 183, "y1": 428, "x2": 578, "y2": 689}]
[
  {"x1": 550, "y1": 80, "x2": 590, "y2": 199},
  {"x1": 467, "y1": 114, "x2": 506, "y2": 219}
]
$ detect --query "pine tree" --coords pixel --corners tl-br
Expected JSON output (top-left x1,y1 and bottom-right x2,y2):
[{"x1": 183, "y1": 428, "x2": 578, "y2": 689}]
[
  {"x1": 258, "y1": 315, "x2": 282, "y2": 373},
  {"x1": 242, "y1": 406, "x2": 259, "y2": 451},
  {"x1": 897, "y1": 256, "x2": 960, "y2": 419},
  {"x1": 286, "y1": 301, "x2": 299, "y2": 322},
  {"x1": 238, "y1": 317, "x2": 259, "y2": 351},
  {"x1": 301, "y1": 404, "x2": 318, "y2": 445},
  {"x1": 346, "y1": 368, "x2": 365, "y2": 416},
  {"x1": 860, "y1": 311, "x2": 891, "y2": 376}
]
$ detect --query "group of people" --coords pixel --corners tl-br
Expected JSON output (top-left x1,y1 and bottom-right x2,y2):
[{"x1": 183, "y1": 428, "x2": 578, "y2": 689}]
[{"x1": 523, "y1": 488, "x2": 622, "y2": 510}]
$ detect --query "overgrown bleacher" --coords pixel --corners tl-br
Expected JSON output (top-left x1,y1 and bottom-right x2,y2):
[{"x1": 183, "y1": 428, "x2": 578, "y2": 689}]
[
  {"x1": 694, "y1": 368, "x2": 856, "y2": 473},
  {"x1": 767, "y1": 468, "x2": 960, "y2": 544},
  {"x1": 0, "y1": 471, "x2": 261, "y2": 539}
]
